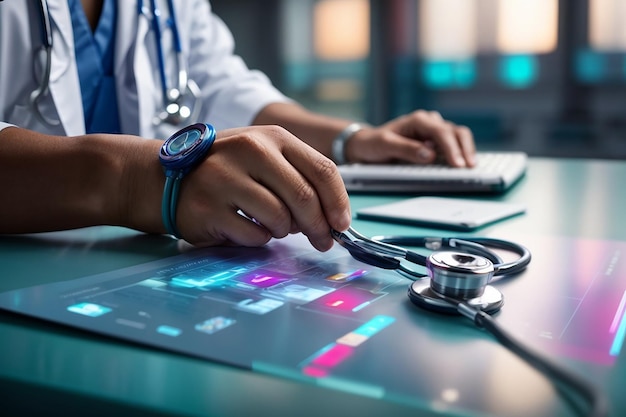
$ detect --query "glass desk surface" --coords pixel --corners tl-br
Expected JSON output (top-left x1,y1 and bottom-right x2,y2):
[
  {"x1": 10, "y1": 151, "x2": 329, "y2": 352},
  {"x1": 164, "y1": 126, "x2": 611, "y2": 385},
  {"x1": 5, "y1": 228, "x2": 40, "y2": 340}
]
[{"x1": 0, "y1": 158, "x2": 625, "y2": 417}]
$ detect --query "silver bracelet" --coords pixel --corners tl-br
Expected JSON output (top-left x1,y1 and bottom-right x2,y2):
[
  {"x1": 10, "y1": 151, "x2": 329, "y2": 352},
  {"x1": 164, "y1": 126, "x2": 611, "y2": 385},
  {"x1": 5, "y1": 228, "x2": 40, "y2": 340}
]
[{"x1": 331, "y1": 123, "x2": 365, "y2": 165}]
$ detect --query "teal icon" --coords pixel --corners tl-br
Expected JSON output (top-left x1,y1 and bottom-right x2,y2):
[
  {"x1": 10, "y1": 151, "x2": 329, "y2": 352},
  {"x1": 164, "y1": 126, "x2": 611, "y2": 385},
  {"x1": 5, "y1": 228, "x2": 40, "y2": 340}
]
[
  {"x1": 67, "y1": 302, "x2": 112, "y2": 317},
  {"x1": 157, "y1": 325, "x2": 182, "y2": 337}
]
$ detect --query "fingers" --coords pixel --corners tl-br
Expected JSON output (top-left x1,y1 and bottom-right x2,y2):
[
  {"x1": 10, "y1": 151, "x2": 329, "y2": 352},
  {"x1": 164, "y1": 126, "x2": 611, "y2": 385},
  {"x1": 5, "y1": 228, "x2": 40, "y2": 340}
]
[
  {"x1": 175, "y1": 164, "x2": 278, "y2": 248},
  {"x1": 355, "y1": 129, "x2": 437, "y2": 165},
  {"x1": 260, "y1": 135, "x2": 352, "y2": 251},
  {"x1": 377, "y1": 110, "x2": 476, "y2": 167},
  {"x1": 237, "y1": 126, "x2": 350, "y2": 251},
  {"x1": 409, "y1": 111, "x2": 475, "y2": 167},
  {"x1": 455, "y1": 124, "x2": 476, "y2": 167},
  {"x1": 175, "y1": 126, "x2": 351, "y2": 252}
]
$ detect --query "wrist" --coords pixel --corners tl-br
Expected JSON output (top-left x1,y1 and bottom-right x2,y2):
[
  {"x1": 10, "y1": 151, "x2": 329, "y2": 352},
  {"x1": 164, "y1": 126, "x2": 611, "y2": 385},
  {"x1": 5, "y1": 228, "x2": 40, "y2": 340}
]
[
  {"x1": 331, "y1": 122, "x2": 367, "y2": 165},
  {"x1": 117, "y1": 137, "x2": 166, "y2": 234}
]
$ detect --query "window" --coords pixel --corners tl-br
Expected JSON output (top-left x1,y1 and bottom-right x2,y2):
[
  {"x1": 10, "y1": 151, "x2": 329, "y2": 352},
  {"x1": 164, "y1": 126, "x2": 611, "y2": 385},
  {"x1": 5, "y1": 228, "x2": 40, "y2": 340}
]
[
  {"x1": 213, "y1": 0, "x2": 626, "y2": 158},
  {"x1": 281, "y1": 0, "x2": 370, "y2": 121}
]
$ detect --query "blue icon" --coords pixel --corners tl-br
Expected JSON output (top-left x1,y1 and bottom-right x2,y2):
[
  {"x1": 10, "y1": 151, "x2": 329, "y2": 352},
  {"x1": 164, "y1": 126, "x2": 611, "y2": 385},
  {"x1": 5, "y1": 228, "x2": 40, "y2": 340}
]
[
  {"x1": 353, "y1": 315, "x2": 396, "y2": 337},
  {"x1": 170, "y1": 269, "x2": 243, "y2": 288},
  {"x1": 67, "y1": 302, "x2": 112, "y2": 317},
  {"x1": 157, "y1": 325, "x2": 182, "y2": 337}
]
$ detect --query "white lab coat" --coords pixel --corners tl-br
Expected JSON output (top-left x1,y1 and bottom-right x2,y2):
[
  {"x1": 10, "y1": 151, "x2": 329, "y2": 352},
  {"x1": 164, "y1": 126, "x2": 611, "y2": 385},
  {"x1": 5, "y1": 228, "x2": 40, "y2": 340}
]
[{"x1": 0, "y1": 0, "x2": 289, "y2": 139}]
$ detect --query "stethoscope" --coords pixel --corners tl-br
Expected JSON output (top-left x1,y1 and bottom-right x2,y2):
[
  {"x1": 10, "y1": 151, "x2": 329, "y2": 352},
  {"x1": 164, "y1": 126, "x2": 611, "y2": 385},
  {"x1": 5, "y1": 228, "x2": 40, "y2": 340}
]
[
  {"x1": 30, "y1": 0, "x2": 58, "y2": 126},
  {"x1": 332, "y1": 226, "x2": 530, "y2": 315},
  {"x1": 139, "y1": 0, "x2": 201, "y2": 126},
  {"x1": 28, "y1": 0, "x2": 200, "y2": 127},
  {"x1": 332, "y1": 226, "x2": 607, "y2": 417}
]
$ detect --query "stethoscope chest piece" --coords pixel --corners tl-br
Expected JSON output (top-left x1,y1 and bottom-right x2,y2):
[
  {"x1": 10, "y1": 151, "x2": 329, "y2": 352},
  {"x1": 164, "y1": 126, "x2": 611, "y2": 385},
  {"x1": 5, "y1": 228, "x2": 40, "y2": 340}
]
[{"x1": 408, "y1": 251, "x2": 504, "y2": 315}]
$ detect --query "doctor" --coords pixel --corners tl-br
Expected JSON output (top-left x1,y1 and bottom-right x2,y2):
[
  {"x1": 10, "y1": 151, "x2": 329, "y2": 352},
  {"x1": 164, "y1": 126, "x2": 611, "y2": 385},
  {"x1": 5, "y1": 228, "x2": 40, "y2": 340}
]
[{"x1": 0, "y1": 0, "x2": 476, "y2": 251}]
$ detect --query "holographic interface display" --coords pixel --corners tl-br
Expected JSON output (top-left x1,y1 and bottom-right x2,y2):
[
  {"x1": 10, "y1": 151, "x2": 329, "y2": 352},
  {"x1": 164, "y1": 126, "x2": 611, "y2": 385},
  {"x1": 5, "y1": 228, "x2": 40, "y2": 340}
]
[{"x1": 0, "y1": 233, "x2": 623, "y2": 416}]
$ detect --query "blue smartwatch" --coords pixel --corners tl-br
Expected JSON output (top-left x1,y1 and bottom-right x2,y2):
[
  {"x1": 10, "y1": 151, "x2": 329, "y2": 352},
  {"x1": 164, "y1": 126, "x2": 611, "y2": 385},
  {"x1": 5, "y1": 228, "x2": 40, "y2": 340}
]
[{"x1": 159, "y1": 123, "x2": 216, "y2": 238}]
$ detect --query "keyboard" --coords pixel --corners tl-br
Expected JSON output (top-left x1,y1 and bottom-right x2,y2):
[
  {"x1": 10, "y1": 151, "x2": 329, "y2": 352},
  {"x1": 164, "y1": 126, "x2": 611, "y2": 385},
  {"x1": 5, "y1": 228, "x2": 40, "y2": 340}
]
[{"x1": 337, "y1": 152, "x2": 528, "y2": 194}]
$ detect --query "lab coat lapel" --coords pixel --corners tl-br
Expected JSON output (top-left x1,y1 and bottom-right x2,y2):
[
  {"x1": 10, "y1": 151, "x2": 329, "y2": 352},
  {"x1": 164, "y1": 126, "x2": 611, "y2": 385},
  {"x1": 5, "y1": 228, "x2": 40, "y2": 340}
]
[
  {"x1": 115, "y1": 1, "x2": 158, "y2": 138},
  {"x1": 46, "y1": 0, "x2": 85, "y2": 135},
  {"x1": 115, "y1": 1, "x2": 140, "y2": 135}
]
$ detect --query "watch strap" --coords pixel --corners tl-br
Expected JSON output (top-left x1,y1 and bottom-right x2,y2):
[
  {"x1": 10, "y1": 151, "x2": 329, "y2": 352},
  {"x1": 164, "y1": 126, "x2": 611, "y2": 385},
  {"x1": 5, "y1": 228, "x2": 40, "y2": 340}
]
[
  {"x1": 162, "y1": 175, "x2": 183, "y2": 237},
  {"x1": 331, "y1": 122, "x2": 365, "y2": 165},
  {"x1": 160, "y1": 123, "x2": 216, "y2": 239}
]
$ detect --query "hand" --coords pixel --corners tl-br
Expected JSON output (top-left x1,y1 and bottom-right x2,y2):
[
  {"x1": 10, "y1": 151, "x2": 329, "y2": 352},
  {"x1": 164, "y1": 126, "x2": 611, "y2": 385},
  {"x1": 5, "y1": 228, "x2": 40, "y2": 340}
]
[
  {"x1": 173, "y1": 125, "x2": 352, "y2": 251},
  {"x1": 345, "y1": 110, "x2": 476, "y2": 167}
]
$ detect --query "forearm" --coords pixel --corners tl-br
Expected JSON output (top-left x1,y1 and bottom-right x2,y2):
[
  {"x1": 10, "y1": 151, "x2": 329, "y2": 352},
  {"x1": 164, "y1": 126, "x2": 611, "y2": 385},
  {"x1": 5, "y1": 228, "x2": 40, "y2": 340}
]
[
  {"x1": 253, "y1": 103, "x2": 476, "y2": 167},
  {"x1": 0, "y1": 127, "x2": 165, "y2": 234},
  {"x1": 252, "y1": 102, "x2": 353, "y2": 160}
]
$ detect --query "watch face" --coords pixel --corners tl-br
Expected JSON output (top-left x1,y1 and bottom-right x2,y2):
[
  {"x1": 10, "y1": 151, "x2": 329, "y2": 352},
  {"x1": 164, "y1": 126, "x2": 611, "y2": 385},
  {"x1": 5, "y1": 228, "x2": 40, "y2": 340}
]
[
  {"x1": 159, "y1": 123, "x2": 216, "y2": 174},
  {"x1": 166, "y1": 128, "x2": 201, "y2": 156}
]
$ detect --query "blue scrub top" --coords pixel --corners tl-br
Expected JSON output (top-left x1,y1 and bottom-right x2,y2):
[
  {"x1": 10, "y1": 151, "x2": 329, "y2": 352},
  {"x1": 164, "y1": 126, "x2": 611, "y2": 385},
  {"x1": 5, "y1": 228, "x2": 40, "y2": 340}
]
[{"x1": 69, "y1": 0, "x2": 121, "y2": 134}]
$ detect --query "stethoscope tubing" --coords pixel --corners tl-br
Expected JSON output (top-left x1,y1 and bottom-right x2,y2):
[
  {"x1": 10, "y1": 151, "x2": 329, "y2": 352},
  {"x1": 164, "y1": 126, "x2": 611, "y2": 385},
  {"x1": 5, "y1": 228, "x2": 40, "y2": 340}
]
[
  {"x1": 374, "y1": 234, "x2": 531, "y2": 277},
  {"x1": 30, "y1": 0, "x2": 60, "y2": 126},
  {"x1": 337, "y1": 227, "x2": 604, "y2": 416},
  {"x1": 146, "y1": 0, "x2": 182, "y2": 105},
  {"x1": 336, "y1": 227, "x2": 530, "y2": 280}
]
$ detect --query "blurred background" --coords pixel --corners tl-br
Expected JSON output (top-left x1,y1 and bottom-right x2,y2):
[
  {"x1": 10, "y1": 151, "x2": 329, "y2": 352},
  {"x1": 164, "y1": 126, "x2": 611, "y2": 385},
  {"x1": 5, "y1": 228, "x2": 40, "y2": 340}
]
[{"x1": 210, "y1": 0, "x2": 626, "y2": 159}]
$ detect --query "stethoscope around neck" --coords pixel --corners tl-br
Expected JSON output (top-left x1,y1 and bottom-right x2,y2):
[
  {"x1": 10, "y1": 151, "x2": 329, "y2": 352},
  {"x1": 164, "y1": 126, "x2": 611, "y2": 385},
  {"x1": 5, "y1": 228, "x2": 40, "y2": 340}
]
[
  {"x1": 139, "y1": 0, "x2": 201, "y2": 126},
  {"x1": 332, "y1": 226, "x2": 531, "y2": 315},
  {"x1": 28, "y1": 0, "x2": 200, "y2": 128}
]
